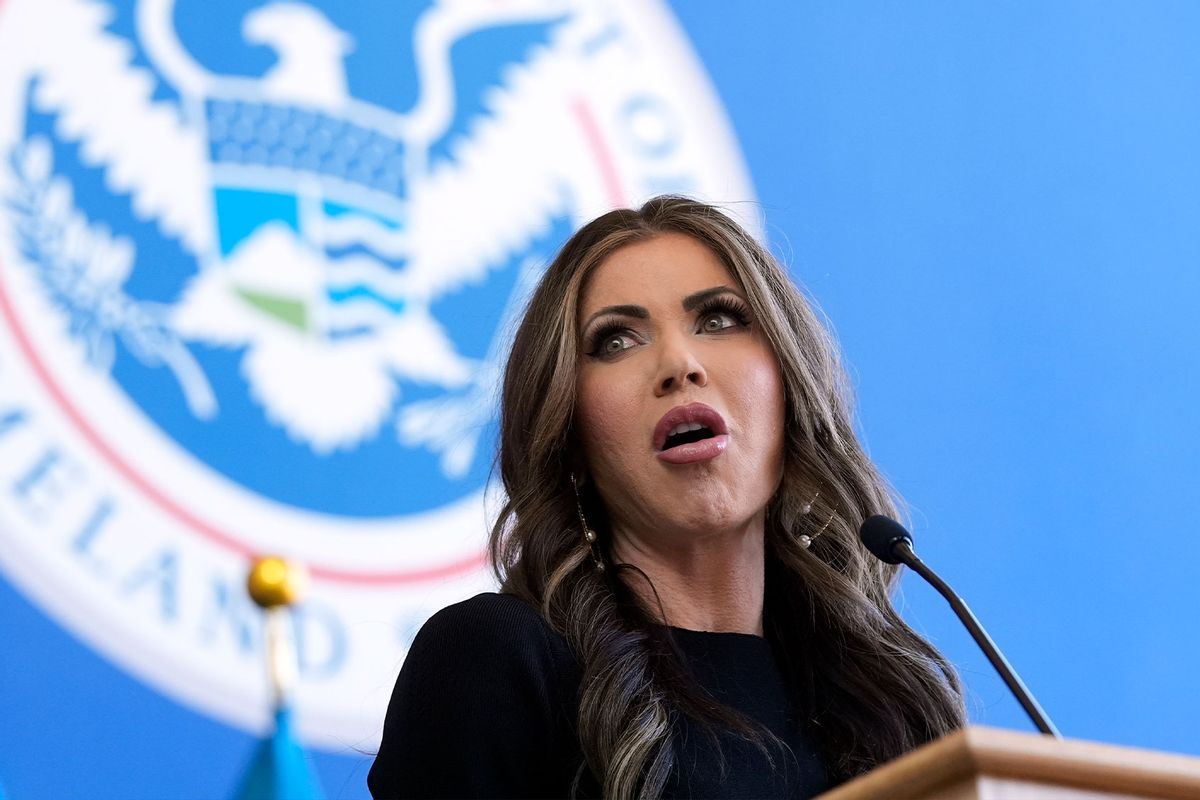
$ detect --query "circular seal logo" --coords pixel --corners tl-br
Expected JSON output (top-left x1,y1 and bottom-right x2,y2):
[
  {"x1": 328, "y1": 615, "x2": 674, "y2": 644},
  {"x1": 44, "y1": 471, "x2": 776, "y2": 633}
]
[{"x1": 0, "y1": 0, "x2": 756, "y2": 746}]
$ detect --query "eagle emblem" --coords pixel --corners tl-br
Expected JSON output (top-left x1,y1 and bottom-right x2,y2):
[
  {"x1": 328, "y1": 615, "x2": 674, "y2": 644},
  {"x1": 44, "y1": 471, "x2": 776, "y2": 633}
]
[{"x1": 6, "y1": 0, "x2": 575, "y2": 514}]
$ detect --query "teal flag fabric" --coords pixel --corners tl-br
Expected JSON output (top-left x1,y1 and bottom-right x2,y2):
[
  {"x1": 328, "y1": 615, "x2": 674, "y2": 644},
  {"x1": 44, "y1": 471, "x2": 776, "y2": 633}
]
[{"x1": 232, "y1": 707, "x2": 325, "y2": 800}]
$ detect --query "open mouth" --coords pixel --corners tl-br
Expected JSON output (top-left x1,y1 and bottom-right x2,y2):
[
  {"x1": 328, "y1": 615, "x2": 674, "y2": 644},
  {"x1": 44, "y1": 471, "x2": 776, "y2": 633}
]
[
  {"x1": 663, "y1": 422, "x2": 717, "y2": 451},
  {"x1": 653, "y1": 403, "x2": 729, "y2": 464}
]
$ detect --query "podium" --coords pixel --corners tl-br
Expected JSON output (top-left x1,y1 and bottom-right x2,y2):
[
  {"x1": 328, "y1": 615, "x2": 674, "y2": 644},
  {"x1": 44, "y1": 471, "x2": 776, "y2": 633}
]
[{"x1": 817, "y1": 726, "x2": 1200, "y2": 800}]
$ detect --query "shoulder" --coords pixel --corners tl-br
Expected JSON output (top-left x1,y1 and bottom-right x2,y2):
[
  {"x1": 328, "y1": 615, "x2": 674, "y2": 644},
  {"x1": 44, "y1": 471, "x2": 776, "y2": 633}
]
[
  {"x1": 370, "y1": 593, "x2": 581, "y2": 798},
  {"x1": 389, "y1": 592, "x2": 582, "y2": 722},
  {"x1": 415, "y1": 592, "x2": 561, "y2": 653},
  {"x1": 407, "y1": 592, "x2": 574, "y2": 680}
]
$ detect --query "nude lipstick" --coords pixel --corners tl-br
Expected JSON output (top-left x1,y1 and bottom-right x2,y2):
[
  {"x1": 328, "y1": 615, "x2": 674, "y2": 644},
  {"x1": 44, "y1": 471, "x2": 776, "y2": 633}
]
[{"x1": 653, "y1": 402, "x2": 729, "y2": 465}]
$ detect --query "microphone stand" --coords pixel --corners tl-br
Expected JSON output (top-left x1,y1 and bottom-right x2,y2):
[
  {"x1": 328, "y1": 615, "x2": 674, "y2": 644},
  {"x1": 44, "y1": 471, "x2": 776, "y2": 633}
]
[{"x1": 895, "y1": 541, "x2": 1061, "y2": 738}]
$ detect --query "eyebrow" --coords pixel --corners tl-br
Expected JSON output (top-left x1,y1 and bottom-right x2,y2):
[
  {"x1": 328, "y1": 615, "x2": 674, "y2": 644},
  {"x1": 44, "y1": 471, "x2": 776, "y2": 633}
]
[
  {"x1": 581, "y1": 286, "x2": 746, "y2": 332},
  {"x1": 581, "y1": 304, "x2": 649, "y2": 332}
]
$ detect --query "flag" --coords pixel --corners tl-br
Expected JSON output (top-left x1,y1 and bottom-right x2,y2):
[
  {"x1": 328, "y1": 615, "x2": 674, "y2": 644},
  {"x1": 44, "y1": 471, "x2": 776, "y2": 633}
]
[{"x1": 232, "y1": 706, "x2": 325, "y2": 800}]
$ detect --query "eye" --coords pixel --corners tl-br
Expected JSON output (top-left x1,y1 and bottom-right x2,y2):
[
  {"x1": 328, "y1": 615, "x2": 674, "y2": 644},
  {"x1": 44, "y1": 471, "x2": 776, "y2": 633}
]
[
  {"x1": 585, "y1": 320, "x2": 642, "y2": 360},
  {"x1": 600, "y1": 331, "x2": 636, "y2": 355},
  {"x1": 701, "y1": 312, "x2": 738, "y2": 332},
  {"x1": 695, "y1": 296, "x2": 751, "y2": 333}
]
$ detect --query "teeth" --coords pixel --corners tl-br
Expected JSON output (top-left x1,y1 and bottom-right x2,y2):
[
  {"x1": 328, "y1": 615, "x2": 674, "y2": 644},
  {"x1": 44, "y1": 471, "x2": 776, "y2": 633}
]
[{"x1": 667, "y1": 422, "x2": 709, "y2": 437}]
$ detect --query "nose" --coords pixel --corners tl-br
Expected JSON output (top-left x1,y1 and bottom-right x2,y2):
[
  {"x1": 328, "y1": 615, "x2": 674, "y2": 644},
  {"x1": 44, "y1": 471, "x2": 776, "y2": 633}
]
[{"x1": 654, "y1": 333, "x2": 707, "y2": 396}]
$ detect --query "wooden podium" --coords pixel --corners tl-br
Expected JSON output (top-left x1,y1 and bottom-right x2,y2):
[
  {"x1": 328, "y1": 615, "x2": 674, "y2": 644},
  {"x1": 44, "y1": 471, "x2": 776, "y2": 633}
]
[{"x1": 817, "y1": 726, "x2": 1200, "y2": 800}]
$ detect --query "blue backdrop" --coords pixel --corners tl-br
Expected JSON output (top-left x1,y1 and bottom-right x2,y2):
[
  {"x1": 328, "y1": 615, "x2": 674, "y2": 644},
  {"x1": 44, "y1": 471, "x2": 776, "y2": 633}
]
[{"x1": 1, "y1": 2, "x2": 1197, "y2": 797}]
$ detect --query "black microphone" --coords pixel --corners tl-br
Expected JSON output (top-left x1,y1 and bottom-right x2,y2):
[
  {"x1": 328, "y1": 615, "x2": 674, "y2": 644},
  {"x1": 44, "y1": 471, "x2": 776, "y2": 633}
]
[{"x1": 859, "y1": 514, "x2": 1061, "y2": 738}]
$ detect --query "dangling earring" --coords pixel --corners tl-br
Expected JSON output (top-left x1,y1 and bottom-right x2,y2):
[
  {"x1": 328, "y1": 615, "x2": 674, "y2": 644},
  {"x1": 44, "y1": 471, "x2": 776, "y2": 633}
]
[
  {"x1": 798, "y1": 490, "x2": 831, "y2": 549},
  {"x1": 799, "y1": 513, "x2": 834, "y2": 549},
  {"x1": 571, "y1": 473, "x2": 605, "y2": 572}
]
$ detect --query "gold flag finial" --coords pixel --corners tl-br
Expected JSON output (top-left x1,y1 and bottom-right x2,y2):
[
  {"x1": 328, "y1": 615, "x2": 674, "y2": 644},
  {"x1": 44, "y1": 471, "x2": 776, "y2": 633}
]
[
  {"x1": 248, "y1": 556, "x2": 309, "y2": 609},
  {"x1": 247, "y1": 556, "x2": 310, "y2": 707}
]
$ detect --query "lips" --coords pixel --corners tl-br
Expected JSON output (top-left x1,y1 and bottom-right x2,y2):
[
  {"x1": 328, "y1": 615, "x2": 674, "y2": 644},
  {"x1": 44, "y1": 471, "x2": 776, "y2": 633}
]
[{"x1": 653, "y1": 402, "x2": 730, "y2": 464}]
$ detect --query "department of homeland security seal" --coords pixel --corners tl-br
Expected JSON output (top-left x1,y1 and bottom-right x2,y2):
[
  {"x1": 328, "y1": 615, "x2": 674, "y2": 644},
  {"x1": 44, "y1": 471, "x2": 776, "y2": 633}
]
[{"x1": 0, "y1": 0, "x2": 756, "y2": 746}]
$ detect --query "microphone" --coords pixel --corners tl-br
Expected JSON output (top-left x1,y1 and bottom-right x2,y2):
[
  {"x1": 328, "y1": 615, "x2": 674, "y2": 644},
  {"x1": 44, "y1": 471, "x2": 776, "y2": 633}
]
[{"x1": 859, "y1": 514, "x2": 1061, "y2": 738}]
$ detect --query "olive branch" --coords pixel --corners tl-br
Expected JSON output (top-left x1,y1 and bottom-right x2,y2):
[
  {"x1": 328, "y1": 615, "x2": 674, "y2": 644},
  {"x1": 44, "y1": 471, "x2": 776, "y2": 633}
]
[{"x1": 5, "y1": 136, "x2": 217, "y2": 419}]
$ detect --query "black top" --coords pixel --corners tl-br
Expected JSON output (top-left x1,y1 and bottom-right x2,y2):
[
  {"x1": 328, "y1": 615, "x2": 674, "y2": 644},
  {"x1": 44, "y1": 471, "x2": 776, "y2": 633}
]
[{"x1": 369, "y1": 593, "x2": 830, "y2": 799}]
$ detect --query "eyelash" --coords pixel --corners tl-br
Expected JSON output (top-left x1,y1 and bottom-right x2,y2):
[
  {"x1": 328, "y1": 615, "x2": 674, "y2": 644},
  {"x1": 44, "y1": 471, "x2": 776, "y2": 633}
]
[
  {"x1": 694, "y1": 296, "x2": 752, "y2": 330},
  {"x1": 584, "y1": 296, "x2": 752, "y2": 360},
  {"x1": 585, "y1": 319, "x2": 638, "y2": 359}
]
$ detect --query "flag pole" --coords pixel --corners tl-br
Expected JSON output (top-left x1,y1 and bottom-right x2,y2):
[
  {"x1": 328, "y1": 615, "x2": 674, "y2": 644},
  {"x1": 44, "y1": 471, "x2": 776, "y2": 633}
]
[{"x1": 231, "y1": 557, "x2": 325, "y2": 800}]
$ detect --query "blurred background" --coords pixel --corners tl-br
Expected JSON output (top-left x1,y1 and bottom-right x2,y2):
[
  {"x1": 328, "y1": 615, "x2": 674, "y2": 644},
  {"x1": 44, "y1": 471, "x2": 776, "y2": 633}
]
[{"x1": 0, "y1": 1, "x2": 1196, "y2": 797}]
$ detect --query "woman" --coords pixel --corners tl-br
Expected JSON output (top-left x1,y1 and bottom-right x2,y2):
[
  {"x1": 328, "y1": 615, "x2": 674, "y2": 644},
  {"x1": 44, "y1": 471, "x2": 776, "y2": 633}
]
[{"x1": 369, "y1": 196, "x2": 965, "y2": 799}]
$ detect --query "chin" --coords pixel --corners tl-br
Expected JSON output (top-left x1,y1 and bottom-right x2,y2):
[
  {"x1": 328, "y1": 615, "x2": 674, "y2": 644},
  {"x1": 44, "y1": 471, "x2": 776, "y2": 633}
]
[{"x1": 672, "y1": 494, "x2": 759, "y2": 536}]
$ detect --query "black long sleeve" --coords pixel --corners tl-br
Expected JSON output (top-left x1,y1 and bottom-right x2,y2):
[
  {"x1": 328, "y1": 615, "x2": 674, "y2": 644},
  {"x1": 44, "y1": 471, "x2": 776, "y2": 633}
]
[
  {"x1": 368, "y1": 593, "x2": 829, "y2": 799},
  {"x1": 368, "y1": 593, "x2": 584, "y2": 799}
]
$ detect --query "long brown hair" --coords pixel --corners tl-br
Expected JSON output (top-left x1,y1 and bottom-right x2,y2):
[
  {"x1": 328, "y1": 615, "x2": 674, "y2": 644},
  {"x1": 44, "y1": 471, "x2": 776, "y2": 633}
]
[{"x1": 491, "y1": 196, "x2": 965, "y2": 797}]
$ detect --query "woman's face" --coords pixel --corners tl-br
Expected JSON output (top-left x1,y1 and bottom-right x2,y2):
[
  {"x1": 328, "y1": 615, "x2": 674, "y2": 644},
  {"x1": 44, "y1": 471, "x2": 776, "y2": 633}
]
[{"x1": 575, "y1": 232, "x2": 787, "y2": 546}]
